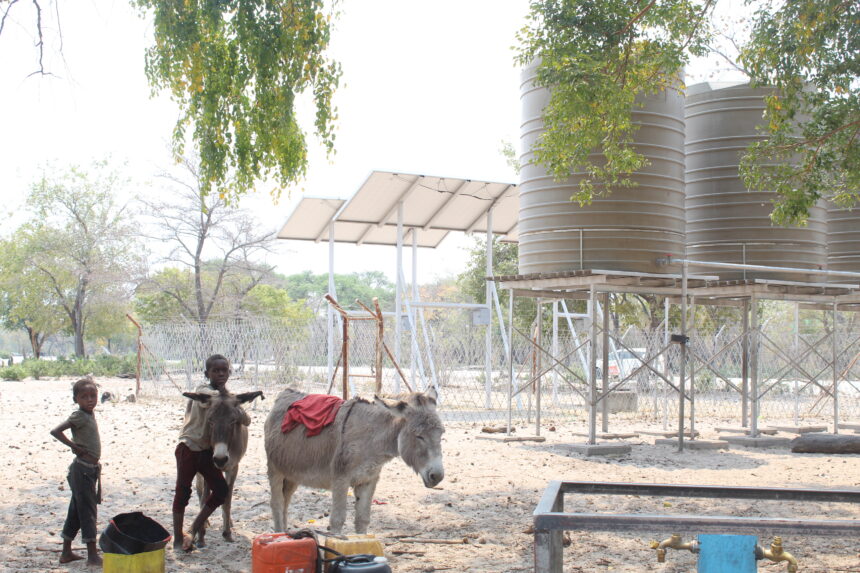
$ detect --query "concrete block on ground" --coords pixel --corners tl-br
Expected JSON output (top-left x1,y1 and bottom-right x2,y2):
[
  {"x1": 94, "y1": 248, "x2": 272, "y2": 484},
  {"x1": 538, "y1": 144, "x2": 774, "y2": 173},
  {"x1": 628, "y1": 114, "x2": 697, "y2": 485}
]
[
  {"x1": 638, "y1": 429, "x2": 700, "y2": 438},
  {"x1": 719, "y1": 435, "x2": 792, "y2": 448},
  {"x1": 563, "y1": 442, "x2": 632, "y2": 456},
  {"x1": 716, "y1": 426, "x2": 777, "y2": 435},
  {"x1": 767, "y1": 425, "x2": 827, "y2": 434},
  {"x1": 570, "y1": 432, "x2": 640, "y2": 440},
  {"x1": 654, "y1": 439, "x2": 729, "y2": 450}
]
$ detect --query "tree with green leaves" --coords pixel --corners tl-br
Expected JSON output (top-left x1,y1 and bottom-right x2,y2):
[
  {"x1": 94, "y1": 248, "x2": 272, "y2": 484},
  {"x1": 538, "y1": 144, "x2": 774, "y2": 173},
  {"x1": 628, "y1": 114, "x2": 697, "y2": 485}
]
[
  {"x1": 138, "y1": 155, "x2": 278, "y2": 323},
  {"x1": 2, "y1": 0, "x2": 339, "y2": 201},
  {"x1": 738, "y1": 0, "x2": 859, "y2": 224},
  {"x1": 133, "y1": 0, "x2": 341, "y2": 202},
  {"x1": 515, "y1": 0, "x2": 858, "y2": 224},
  {"x1": 13, "y1": 162, "x2": 144, "y2": 357},
  {"x1": 0, "y1": 235, "x2": 67, "y2": 358},
  {"x1": 281, "y1": 270, "x2": 396, "y2": 314},
  {"x1": 456, "y1": 236, "x2": 537, "y2": 333},
  {"x1": 515, "y1": 0, "x2": 714, "y2": 202}
]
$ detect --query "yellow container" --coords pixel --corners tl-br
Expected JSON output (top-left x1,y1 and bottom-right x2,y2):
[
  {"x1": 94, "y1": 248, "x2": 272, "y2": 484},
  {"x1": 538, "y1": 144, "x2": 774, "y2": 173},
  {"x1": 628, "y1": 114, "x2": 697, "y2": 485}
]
[
  {"x1": 103, "y1": 548, "x2": 165, "y2": 573},
  {"x1": 320, "y1": 534, "x2": 384, "y2": 572}
]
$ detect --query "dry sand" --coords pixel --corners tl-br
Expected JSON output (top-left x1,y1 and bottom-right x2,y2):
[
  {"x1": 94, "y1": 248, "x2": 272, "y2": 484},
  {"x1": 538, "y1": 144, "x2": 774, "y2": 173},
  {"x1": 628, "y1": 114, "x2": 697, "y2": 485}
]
[{"x1": 1, "y1": 377, "x2": 859, "y2": 572}]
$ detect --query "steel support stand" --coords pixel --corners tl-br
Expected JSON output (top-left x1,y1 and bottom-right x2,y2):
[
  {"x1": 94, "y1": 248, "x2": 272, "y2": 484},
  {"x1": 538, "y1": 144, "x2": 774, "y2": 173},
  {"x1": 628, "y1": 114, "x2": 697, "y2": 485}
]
[
  {"x1": 794, "y1": 302, "x2": 800, "y2": 425},
  {"x1": 394, "y1": 202, "x2": 403, "y2": 393},
  {"x1": 411, "y1": 231, "x2": 419, "y2": 391},
  {"x1": 663, "y1": 297, "x2": 670, "y2": 430},
  {"x1": 552, "y1": 300, "x2": 560, "y2": 404},
  {"x1": 678, "y1": 261, "x2": 688, "y2": 452},
  {"x1": 507, "y1": 288, "x2": 514, "y2": 434},
  {"x1": 742, "y1": 298, "x2": 750, "y2": 428},
  {"x1": 588, "y1": 285, "x2": 598, "y2": 445},
  {"x1": 536, "y1": 297, "x2": 543, "y2": 436},
  {"x1": 833, "y1": 301, "x2": 840, "y2": 434},
  {"x1": 750, "y1": 295, "x2": 760, "y2": 438},
  {"x1": 601, "y1": 292, "x2": 610, "y2": 433},
  {"x1": 485, "y1": 208, "x2": 494, "y2": 409},
  {"x1": 327, "y1": 222, "x2": 336, "y2": 390}
]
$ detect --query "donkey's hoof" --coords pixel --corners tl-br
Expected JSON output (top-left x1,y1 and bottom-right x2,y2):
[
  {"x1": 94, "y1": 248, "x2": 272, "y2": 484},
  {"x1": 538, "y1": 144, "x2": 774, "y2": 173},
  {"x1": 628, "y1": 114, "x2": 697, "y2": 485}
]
[
  {"x1": 223, "y1": 530, "x2": 235, "y2": 543},
  {"x1": 196, "y1": 536, "x2": 206, "y2": 548}
]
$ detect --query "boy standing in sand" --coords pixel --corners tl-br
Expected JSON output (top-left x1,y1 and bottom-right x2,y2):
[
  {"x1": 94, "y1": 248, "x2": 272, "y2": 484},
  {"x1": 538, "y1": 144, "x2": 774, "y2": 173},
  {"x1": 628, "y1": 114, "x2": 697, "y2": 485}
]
[
  {"x1": 50, "y1": 377, "x2": 103, "y2": 567},
  {"x1": 172, "y1": 353, "x2": 248, "y2": 551}
]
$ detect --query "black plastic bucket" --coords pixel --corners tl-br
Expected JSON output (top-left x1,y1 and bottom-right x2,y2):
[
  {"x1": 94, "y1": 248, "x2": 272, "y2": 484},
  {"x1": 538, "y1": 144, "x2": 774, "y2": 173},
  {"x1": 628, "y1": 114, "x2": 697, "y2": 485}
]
[{"x1": 99, "y1": 512, "x2": 171, "y2": 555}]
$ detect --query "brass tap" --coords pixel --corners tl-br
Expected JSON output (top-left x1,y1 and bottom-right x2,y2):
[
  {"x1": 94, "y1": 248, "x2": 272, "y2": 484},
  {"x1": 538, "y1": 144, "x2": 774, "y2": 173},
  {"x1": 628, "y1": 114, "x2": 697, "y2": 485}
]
[
  {"x1": 756, "y1": 536, "x2": 799, "y2": 573},
  {"x1": 649, "y1": 533, "x2": 698, "y2": 563}
]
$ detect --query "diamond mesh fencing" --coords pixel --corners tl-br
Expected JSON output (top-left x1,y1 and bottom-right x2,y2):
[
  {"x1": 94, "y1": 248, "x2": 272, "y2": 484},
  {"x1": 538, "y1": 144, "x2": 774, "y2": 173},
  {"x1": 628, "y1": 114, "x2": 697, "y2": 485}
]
[{"x1": 136, "y1": 301, "x2": 860, "y2": 430}]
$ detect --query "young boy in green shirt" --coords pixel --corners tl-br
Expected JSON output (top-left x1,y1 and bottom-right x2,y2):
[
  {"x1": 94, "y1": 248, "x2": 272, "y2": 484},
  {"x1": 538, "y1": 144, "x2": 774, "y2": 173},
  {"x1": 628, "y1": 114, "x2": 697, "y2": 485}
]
[{"x1": 51, "y1": 377, "x2": 103, "y2": 567}]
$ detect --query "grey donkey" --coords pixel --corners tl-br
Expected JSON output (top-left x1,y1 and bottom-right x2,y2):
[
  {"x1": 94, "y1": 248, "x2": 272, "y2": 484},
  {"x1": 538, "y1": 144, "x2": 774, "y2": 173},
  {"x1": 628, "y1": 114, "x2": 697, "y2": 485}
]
[{"x1": 264, "y1": 387, "x2": 445, "y2": 534}]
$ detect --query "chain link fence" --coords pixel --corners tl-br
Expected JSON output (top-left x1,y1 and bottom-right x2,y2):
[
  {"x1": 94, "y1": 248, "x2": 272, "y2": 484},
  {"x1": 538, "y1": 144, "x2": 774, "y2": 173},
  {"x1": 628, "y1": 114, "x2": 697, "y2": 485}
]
[{"x1": 137, "y1": 303, "x2": 860, "y2": 429}]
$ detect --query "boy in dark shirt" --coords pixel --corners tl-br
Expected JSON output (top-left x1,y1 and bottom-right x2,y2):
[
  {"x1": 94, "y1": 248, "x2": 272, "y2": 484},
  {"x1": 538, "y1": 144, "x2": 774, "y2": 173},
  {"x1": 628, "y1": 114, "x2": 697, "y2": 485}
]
[{"x1": 51, "y1": 377, "x2": 102, "y2": 567}]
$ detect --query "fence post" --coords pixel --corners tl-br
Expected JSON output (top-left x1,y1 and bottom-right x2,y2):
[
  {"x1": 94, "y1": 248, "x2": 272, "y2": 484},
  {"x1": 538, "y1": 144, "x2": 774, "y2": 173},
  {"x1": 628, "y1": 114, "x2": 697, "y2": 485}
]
[{"x1": 126, "y1": 314, "x2": 142, "y2": 395}]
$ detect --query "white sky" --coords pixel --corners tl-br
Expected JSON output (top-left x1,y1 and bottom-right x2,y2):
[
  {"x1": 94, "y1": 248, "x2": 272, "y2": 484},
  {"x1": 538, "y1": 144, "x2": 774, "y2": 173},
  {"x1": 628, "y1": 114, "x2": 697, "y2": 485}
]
[
  {"x1": 0, "y1": 1, "x2": 746, "y2": 285},
  {"x1": 0, "y1": 0, "x2": 531, "y2": 285}
]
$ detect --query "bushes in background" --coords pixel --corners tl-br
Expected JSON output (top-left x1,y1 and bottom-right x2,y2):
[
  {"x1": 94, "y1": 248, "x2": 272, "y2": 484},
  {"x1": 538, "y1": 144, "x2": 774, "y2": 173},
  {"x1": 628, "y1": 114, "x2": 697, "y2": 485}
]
[{"x1": 0, "y1": 355, "x2": 137, "y2": 381}]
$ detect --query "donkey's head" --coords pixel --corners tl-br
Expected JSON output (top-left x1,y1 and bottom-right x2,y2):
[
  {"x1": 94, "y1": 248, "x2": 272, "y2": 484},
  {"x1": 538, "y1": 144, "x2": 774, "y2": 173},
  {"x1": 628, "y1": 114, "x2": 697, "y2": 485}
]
[
  {"x1": 183, "y1": 390, "x2": 264, "y2": 470},
  {"x1": 375, "y1": 387, "x2": 445, "y2": 488}
]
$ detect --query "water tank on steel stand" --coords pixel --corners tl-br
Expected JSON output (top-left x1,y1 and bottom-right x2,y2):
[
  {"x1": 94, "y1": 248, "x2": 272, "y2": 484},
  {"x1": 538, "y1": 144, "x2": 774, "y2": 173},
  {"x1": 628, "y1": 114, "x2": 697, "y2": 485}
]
[
  {"x1": 517, "y1": 63, "x2": 686, "y2": 275},
  {"x1": 684, "y1": 82, "x2": 827, "y2": 281}
]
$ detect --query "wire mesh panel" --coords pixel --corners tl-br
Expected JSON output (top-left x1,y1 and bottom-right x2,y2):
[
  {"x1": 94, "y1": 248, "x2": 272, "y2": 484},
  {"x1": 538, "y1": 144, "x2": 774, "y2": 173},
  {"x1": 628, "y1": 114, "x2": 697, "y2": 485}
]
[{"x1": 135, "y1": 304, "x2": 860, "y2": 429}]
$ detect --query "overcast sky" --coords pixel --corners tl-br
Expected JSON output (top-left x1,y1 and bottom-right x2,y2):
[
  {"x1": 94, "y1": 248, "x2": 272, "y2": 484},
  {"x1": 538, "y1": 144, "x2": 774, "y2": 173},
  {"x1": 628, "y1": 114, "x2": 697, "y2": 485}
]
[
  {"x1": 0, "y1": 0, "x2": 532, "y2": 285},
  {"x1": 0, "y1": 1, "x2": 745, "y2": 284}
]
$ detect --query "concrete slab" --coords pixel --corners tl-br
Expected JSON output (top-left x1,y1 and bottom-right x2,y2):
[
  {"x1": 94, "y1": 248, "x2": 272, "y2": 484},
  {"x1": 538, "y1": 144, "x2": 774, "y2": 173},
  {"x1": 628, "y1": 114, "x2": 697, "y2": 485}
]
[
  {"x1": 715, "y1": 426, "x2": 778, "y2": 435},
  {"x1": 719, "y1": 435, "x2": 792, "y2": 448},
  {"x1": 837, "y1": 423, "x2": 860, "y2": 431},
  {"x1": 637, "y1": 429, "x2": 700, "y2": 438},
  {"x1": 654, "y1": 439, "x2": 729, "y2": 450},
  {"x1": 563, "y1": 442, "x2": 632, "y2": 456},
  {"x1": 570, "y1": 432, "x2": 640, "y2": 440},
  {"x1": 767, "y1": 425, "x2": 827, "y2": 434}
]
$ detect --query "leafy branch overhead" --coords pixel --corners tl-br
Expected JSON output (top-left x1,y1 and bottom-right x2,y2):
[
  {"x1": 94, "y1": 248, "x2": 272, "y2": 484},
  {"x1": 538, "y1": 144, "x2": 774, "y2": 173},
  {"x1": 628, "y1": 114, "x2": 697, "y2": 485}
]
[
  {"x1": 516, "y1": 0, "x2": 858, "y2": 224},
  {"x1": 515, "y1": 0, "x2": 715, "y2": 203},
  {"x1": 738, "y1": 0, "x2": 860, "y2": 225},
  {"x1": 132, "y1": 0, "x2": 342, "y2": 202}
]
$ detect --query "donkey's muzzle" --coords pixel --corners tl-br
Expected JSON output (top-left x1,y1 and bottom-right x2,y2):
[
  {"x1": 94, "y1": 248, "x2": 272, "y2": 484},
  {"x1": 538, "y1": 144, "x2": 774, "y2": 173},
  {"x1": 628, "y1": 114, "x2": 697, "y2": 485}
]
[
  {"x1": 423, "y1": 468, "x2": 444, "y2": 488},
  {"x1": 213, "y1": 455, "x2": 229, "y2": 469}
]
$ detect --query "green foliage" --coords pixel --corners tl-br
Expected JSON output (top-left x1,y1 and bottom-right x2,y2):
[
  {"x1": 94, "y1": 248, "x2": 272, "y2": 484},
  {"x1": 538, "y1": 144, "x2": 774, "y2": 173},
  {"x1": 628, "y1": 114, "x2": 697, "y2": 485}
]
[
  {"x1": 282, "y1": 270, "x2": 396, "y2": 312},
  {"x1": 0, "y1": 234, "x2": 68, "y2": 356},
  {"x1": 133, "y1": 0, "x2": 342, "y2": 202},
  {"x1": 456, "y1": 236, "x2": 536, "y2": 332},
  {"x1": 515, "y1": 0, "x2": 714, "y2": 201},
  {"x1": 0, "y1": 365, "x2": 26, "y2": 381},
  {"x1": 3, "y1": 355, "x2": 139, "y2": 380},
  {"x1": 738, "y1": 0, "x2": 860, "y2": 224},
  {"x1": 243, "y1": 284, "x2": 314, "y2": 325},
  {"x1": 14, "y1": 161, "x2": 143, "y2": 356}
]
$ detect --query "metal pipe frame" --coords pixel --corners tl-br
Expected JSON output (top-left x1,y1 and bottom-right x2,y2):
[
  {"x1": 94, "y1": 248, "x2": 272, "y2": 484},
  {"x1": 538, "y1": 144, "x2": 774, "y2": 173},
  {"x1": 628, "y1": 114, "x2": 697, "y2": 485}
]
[
  {"x1": 660, "y1": 256, "x2": 860, "y2": 280},
  {"x1": 534, "y1": 480, "x2": 860, "y2": 573}
]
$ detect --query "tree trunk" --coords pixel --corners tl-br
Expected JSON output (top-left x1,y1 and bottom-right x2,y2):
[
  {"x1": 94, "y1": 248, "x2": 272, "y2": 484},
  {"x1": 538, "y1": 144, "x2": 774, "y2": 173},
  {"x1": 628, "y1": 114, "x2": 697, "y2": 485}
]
[
  {"x1": 26, "y1": 326, "x2": 43, "y2": 359},
  {"x1": 791, "y1": 433, "x2": 860, "y2": 454}
]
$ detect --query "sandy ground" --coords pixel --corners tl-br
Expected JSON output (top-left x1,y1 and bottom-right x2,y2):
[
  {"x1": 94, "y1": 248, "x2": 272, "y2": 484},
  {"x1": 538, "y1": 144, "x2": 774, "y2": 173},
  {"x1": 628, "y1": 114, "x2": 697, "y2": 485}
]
[{"x1": 1, "y1": 377, "x2": 860, "y2": 573}]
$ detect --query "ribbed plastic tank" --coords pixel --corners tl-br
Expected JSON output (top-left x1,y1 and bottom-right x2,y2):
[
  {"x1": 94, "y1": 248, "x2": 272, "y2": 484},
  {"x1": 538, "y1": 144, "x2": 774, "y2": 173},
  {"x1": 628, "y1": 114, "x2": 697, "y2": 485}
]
[
  {"x1": 827, "y1": 203, "x2": 860, "y2": 283},
  {"x1": 685, "y1": 82, "x2": 827, "y2": 281},
  {"x1": 517, "y1": 63, "x2": 686, "y2": 275}
]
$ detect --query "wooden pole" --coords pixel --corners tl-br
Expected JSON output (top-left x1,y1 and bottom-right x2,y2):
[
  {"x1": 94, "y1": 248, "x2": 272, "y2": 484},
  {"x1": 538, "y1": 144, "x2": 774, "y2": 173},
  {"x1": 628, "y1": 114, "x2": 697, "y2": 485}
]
[{"x1": 126, "y1": 314, "x2": 142, "y2": 395}]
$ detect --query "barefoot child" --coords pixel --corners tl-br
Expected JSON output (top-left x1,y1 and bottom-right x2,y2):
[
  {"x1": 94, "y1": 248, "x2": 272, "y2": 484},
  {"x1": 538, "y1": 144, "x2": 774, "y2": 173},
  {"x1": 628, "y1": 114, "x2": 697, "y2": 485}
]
[
  {"x1": 50, "y1": 377, "x2": 103, "y2": 567},
  {"x1": 172, "y1": 354, "x2": 249, "y2": 551}
]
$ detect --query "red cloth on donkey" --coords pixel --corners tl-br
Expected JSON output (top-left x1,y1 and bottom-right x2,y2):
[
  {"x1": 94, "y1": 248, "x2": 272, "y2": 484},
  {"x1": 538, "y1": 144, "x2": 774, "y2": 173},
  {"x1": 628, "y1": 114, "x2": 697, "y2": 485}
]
[{"x1": 281, "y1": 394, "x2": 345, "y2": 437}]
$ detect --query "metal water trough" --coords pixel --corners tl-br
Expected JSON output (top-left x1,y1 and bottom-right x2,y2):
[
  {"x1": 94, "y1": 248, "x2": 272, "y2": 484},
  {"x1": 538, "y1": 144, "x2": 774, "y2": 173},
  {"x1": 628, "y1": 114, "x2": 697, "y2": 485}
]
[{"x1": 533, "y1": 481, "x2": 860, "y2": 573}]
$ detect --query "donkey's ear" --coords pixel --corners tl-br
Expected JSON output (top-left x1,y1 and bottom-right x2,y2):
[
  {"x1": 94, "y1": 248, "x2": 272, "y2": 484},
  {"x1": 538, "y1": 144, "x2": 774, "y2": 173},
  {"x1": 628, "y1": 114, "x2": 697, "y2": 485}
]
[
  {"x1": 237, "y1": 391, "x2": 264, "y2": 404},
  {"x1": 424, "y1": 386, "x2": 438, "y2": 405},
  {"x1": 374, "y1": 394, "x2": 408, "y2": 416},
  {"x1": 183, "y1": 392, "x2": 213, "y2": 405}
]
